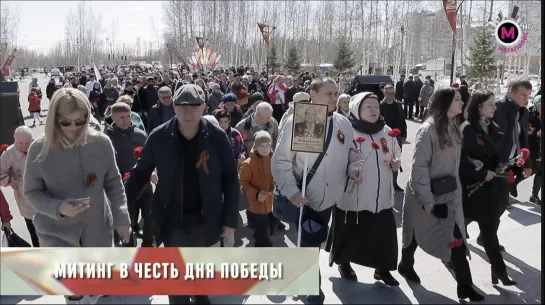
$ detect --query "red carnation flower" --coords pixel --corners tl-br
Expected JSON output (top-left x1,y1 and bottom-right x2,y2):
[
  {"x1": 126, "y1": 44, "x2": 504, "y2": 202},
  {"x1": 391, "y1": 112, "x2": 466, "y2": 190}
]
[
  {"x1": 520, "y1": 148, "x2": 530, "y2": 161},
  {"x1": 0, "y1": 144, "x2": 8, "y2": 152},
  {"x1": 388, "y1": 128, "x2": 401, "y2": 137},
  {"x1": 355, "y1": 136, "x2": 366, "y2": 143},
  {"x1": 133, "y1": 146, "x2": 143, "y2": 159},
  {"x1": 123, "y1": 172, "x2": 130, "y2": 181},
  {"x1": 516, "y1": 159, "x2": 525, "y2": 167},
  {"x1": 371, "y1": 141, "x2": 380, "y2": 150},
  {"x1": 506, "y1": 171, "x2": 516, "y2": 183}
]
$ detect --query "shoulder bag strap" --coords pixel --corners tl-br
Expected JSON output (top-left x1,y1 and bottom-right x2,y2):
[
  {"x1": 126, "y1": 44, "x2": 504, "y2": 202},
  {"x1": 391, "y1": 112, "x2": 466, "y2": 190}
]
[{"x1": 304, "y1": 116, "x2": 334, "y2": 187}]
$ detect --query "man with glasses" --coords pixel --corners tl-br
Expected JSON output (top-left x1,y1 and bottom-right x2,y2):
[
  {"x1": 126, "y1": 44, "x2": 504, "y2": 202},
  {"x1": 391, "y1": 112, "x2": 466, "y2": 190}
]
[
  {"x1": 147, "y1": 86, "x2": 175, "y2": 132},
  {"x1": 380, "y1": 84, "x2": 407, "y2": 191},
  {"x1": 125, "y1": 84, "x2": 239, "y2": 305}
]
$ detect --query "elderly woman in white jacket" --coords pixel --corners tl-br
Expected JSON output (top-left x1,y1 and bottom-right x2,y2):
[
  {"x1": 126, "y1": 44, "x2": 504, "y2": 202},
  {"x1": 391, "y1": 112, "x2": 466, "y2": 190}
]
[{"x1": 325, "y1": 92, "x2": 402, "y2": 286}]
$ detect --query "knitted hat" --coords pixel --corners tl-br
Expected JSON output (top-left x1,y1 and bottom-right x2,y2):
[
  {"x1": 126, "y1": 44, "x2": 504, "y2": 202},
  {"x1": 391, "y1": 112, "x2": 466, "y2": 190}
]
[
  {"x1": 254, "y1": 130, "x2": 272, "y2": 148},
  {"x1": 223, "y1": 93, "x2": 237, "y2": 103}
]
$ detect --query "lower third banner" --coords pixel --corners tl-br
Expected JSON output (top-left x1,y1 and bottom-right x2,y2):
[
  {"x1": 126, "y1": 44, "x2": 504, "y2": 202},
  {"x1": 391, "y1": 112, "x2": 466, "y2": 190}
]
[{"x1": 0, "y1": 247, "x2": 319, "y2": 296}]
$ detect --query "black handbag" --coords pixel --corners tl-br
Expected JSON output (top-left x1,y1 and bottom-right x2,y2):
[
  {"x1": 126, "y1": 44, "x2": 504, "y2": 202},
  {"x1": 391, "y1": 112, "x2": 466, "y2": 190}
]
[
  {"x1": 273, "y1": 117, "x2": 334, "y2": 224},
  {"x1": 430, "y1": 175, "x2": 458, "y2": 196},
  {"x1": 3, "y1": 228, "x2": 31, "y2": 247}
]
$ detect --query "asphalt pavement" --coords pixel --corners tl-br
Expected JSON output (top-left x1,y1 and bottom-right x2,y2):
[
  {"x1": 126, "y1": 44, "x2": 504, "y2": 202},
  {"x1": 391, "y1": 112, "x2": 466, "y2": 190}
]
[{"x1": 1, "y1": 74, "x2": 541, "y2": 304}]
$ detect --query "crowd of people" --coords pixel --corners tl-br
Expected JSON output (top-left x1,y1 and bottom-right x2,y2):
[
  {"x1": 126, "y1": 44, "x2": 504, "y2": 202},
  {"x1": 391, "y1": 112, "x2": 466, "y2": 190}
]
[{"x1": 0, "y1": 62, "x2": 542, "y2": 305}]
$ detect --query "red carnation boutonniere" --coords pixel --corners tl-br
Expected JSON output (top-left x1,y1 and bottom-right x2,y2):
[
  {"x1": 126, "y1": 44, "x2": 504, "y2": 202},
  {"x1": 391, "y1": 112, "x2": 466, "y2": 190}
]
[
  {"x1": 0, "y1": 144, "x2": 8, "y2": 152},
  {"x1": 380, "y1": 137, "x2": 389, "y2": 154},
  {"x1": 123, "y1": 172, "x2": 130, "y2": 182},
  {"x1": 196, "y1": 151, "x2": 210, "y2": 175},
  {"x1": 133, "y1": 146, "x2": 143, "y2": 159},
  {"x1": 86, "y1": 172, "x2": 97, "y2": 188},
  {"x1": 448, "y1": 238, "x2": 464, "y2": 248},
  {"x1": 337, "y1": 129, "x2": 345, "y2": 144},
  {"x1": 476, "y1": 136, "x2": 485, "y2": 146}
]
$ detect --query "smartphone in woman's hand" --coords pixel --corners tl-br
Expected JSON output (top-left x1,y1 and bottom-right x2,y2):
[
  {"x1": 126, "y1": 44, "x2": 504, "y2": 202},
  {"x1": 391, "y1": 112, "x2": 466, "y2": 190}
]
[{"x1": 75, "y1": 197, "x2": 91, "y2": 207}]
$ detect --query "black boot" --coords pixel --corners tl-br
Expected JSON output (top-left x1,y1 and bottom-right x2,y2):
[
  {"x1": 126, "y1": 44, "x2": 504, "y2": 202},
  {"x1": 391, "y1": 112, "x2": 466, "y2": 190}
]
[
  {"x1": 397, "y1": 262, "x2": 421, "y2": 284},
  {"x1": 491, "y1": 269, "x2": 517, "y2": 286},
  {"x1": 338, "y1": 263, "x2": 357, "y2": 281},
  {"x1": 529, "y1": 194, "x2": 542, "y2": 205},
  {"x1": 457, "y1": 284, "x2": 485, "y2": 302},
  {"x1": 374, "y1": 270, "x2": 399, "y2": 286}
]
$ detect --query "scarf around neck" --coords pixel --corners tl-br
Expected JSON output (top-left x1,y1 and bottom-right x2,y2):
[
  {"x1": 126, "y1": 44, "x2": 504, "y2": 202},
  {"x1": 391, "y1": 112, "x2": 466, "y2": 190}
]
[{"x1": 349, "y1": 114, "x2": 385, "y2": 135}]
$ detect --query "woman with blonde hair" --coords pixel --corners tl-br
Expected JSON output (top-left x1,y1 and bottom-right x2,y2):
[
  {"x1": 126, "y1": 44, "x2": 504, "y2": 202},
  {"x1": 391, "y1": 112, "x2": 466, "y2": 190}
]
[{"x1": 23, "y1": 88, "x2": 131, "y2": 305}]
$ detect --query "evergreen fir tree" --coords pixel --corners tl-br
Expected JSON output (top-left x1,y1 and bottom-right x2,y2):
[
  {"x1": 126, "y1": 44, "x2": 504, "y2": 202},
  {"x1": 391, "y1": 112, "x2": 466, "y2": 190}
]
[
  {"x1": 284, "y1": 46, "x2": 301, "y2": 71},
  {"x1": 267, "y1": 43, "x2": 280, "y2": 72},
  {"x1": 334, "y1": 37, "x2": 356, "y2": 72},
  {"x1": 467, "y1": 26, "x2": 497, "y2": 81}
]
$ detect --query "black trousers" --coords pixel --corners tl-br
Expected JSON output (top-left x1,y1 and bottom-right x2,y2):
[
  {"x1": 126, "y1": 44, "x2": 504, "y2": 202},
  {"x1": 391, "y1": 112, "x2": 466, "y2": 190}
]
[
  {"x1": 163, "y1": 217, "x2": 218, "y2": 305},
  {"x1": 478, "y1": 220, "x2": 506, "y2": 274},
  {"x1": 401, "y1": 226, "x2": 473, "y2": 285},
  {"x1": 404, "y1": 100, "x2": 415, "y2": 119},
  {"x1": 24, "y1": 218, "x2": 39, "y2": 247},
  {"x1": 533, "y1": 169, "x2": 542, "y2": 196},
  {"x1": 246, "y1": 211, "x2": 279, "y2": 247},
  {"x1": 120, "y1": 183, "x2": 154, "y2": 246},
  {"x1": 418, "y1": 106, "x2": 426, "y2": 119}
]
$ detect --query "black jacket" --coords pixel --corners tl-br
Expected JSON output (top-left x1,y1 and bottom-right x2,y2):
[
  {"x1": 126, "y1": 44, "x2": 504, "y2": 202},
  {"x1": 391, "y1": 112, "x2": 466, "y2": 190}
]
[
  {"x1": 395, "y1": 80, "x2": 404, "y2": 101},
  {"x1": 147, "y1": 102, "x2": 175, "y2": 133},
  {"x1": 493, "y1": 96, "x2": 532, "y2": 169},
  {"x1": 124, "y1": 117, "x2": 240, "y2": 246},
  {"x1": 459, "y1": 121, "x2": 505, "y2": 222},
  {"x1": 104, "y1": 124, "x2": 147, "y2": 175},
  {"x1": 380, "y1": 99, "x2": 407, "y2": 138}
]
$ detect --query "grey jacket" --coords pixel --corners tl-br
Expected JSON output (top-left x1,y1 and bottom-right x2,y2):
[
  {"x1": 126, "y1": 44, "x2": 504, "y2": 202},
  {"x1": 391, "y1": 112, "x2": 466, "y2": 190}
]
[
  {"x1": 401, "y1": 119, "x2": 469, "y2": 262},
  {"x1": 104, "y1": 124, "x2": 147, "y2": 174},
  {"x1": 24, "y1": 133, "x2": 130, "y2": 247},
  {"x1": 235, "y1": 115, "x2": 279, "y2": 152}
]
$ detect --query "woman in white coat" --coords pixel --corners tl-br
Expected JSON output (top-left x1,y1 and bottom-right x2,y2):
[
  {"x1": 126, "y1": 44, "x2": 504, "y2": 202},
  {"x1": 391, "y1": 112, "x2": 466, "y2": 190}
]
[{"x1": 325, "y1": 92, "x2": 402, "y2": 286}]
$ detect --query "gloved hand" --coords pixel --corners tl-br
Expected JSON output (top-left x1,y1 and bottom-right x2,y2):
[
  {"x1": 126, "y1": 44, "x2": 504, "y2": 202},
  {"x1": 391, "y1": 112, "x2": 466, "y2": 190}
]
[{"x1": 431, "y1": 204, "x2": 448, "y2": 219}]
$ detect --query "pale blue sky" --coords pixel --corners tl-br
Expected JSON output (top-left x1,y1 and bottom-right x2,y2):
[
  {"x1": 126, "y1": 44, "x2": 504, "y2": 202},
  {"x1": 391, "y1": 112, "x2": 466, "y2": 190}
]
[{"x1": 7, "y1": 1, "x2": 165, "y2": 51}]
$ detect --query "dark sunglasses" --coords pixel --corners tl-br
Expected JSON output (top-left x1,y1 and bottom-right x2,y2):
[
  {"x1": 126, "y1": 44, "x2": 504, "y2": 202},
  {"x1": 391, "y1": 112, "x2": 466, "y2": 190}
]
[{"x1": 58, "y1": 118, "x2": 87, "y2": 127}]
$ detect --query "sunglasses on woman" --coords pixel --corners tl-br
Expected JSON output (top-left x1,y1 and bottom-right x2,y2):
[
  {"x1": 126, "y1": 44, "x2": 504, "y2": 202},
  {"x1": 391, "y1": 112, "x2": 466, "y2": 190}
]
[{"x1": 58, "y1": 118, "x2": 87, "y2": 127}]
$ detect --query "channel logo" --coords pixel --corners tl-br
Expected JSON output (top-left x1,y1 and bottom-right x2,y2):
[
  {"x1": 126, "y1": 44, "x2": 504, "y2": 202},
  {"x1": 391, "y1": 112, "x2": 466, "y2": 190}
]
[{"x1": 494, "y1": 19, "x2": 531, "y2": 53}]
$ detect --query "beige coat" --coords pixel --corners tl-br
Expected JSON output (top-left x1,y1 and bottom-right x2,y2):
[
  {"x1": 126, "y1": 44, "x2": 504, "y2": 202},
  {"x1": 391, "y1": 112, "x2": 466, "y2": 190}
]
[
  {"x1": 0, "y1": 145, "x2": 37, "y2": 219},
  {"x1": 401, "y1": 118, "x2": 469, "y2": 262}
]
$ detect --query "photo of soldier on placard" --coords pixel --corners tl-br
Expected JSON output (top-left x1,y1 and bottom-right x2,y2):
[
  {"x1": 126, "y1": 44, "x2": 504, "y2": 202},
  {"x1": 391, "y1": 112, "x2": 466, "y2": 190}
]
[{"x1": 291, "y1": 102, "x2": 328, "y2": 153}]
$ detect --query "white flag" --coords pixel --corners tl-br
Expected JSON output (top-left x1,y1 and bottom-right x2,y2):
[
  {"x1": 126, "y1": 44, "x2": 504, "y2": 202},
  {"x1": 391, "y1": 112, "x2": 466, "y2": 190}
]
[{"x1": 93, "y1": 64, "x2": 101, "y2": 80}]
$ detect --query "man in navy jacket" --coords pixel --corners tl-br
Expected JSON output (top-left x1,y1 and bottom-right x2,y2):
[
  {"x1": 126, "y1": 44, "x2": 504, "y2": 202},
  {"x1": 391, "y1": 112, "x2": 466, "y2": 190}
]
[{"x1": 125, "y1": 84, "x2": 239, "y2": 305}]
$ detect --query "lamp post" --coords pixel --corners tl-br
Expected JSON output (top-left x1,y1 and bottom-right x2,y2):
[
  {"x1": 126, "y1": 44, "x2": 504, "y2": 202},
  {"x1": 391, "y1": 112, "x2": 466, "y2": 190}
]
[{"x1": 449, "y1": 0, "x2": 466, "y2": 85}]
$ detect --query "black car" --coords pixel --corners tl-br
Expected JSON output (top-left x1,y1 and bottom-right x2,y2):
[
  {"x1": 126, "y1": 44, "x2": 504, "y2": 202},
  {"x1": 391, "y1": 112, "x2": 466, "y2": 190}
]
[{"x1": 350, "y1": 75, "x2": 394, "y2": 101}]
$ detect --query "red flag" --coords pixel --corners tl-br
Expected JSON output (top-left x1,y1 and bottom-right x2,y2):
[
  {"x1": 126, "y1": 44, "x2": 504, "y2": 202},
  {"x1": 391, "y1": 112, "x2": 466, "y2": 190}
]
[
  {"x1": 196, "y1": 37, "x2": 205, "y2": 50},
  {"x1": 443, "y1": 0, "x2": 457, "y2": 34},
  {"x1": 257, "y1": 23, "x2": 276, "y2": 45}
]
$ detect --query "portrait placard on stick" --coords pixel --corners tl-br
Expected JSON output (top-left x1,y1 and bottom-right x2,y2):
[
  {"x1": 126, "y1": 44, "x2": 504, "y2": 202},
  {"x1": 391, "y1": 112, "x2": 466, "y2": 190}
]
[{"x1": 291, "y1": 102, "x2": 328, "y2": 153}]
